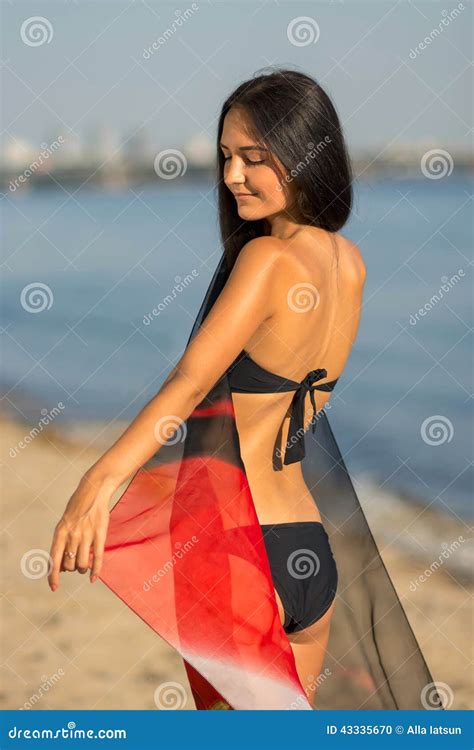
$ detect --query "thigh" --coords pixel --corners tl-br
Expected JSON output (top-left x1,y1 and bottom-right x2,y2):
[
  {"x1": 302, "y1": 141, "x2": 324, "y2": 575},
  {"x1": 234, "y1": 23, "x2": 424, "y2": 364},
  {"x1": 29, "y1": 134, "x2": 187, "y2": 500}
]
[
  {"x1": 287, "y1": 599, "x2": 336, "y2": 708},
  {"x1": 272, "y1": 586, "x2": 286, "y2": 629},
  {"x1": 270, "y1": 584, "x2": 336, "y2": 708}
]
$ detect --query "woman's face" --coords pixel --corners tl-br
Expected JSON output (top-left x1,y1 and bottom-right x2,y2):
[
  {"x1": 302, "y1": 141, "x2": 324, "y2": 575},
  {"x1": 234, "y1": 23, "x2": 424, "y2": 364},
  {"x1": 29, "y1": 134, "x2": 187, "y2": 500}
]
[{"x1": 220, "y1": 106, "x2": 294, "y2": 221}]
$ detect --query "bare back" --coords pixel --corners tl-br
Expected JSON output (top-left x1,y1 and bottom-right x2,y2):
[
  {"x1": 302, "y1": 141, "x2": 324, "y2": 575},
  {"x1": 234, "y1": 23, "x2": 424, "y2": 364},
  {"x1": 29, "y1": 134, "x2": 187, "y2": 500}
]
[{"x1": 231, "y1": 227, "x2": 365, "y2": 525}]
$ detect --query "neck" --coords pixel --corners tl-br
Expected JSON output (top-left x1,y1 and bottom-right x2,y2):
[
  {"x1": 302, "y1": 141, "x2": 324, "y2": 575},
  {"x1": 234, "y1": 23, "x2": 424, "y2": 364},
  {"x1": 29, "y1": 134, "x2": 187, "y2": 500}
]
[{"x1": 262, "y1": 203, "x2": 306, "y2": 239}]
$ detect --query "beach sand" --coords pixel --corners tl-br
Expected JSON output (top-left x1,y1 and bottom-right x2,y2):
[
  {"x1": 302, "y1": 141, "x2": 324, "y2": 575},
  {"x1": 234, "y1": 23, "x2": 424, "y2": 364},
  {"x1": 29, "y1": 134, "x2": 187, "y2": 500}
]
[{"x1": 1, "y1": 412, "x2": 472, "y2": 710}]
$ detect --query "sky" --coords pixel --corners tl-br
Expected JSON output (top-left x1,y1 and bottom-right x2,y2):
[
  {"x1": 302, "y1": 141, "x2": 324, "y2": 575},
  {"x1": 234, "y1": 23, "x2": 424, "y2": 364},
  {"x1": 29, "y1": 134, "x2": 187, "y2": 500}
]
[{"x1": 1, "y1": 0, "x2": 472, "y2": 155}]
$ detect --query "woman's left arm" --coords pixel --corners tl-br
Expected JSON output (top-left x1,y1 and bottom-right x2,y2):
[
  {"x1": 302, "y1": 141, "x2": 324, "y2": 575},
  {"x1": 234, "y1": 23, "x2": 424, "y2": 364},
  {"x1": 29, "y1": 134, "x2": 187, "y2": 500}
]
[{"x1": 48, "y1": 238, "x2": 281, "y2": 589}]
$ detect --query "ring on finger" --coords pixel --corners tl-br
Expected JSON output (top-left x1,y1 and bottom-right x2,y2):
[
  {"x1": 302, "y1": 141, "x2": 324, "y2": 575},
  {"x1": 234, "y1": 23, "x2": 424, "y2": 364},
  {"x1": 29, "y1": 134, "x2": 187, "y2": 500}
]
[{"x1": 65, "y1": 550, "x2": 76, "y2": 559}]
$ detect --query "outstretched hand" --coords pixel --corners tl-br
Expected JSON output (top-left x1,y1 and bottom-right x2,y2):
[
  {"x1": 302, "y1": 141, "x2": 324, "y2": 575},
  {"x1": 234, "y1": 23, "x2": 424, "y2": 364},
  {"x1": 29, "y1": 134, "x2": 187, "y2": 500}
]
[{"x1": 48, "y1": 473, "x2": 114, "y2": 591}]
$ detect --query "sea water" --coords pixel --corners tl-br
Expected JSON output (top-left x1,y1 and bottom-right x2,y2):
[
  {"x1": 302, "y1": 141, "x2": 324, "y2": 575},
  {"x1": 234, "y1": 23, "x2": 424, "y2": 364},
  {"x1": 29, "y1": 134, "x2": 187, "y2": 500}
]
[{"x1": 1, "y1": 176, "x2": 472, "y2": 522}]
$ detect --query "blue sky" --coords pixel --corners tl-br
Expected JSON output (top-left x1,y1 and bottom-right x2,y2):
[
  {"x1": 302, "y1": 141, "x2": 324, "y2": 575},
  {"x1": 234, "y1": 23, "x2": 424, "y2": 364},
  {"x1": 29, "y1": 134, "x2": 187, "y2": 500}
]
[{"x1": 1, "y1": 0, "x2": 471, "y2": 153}]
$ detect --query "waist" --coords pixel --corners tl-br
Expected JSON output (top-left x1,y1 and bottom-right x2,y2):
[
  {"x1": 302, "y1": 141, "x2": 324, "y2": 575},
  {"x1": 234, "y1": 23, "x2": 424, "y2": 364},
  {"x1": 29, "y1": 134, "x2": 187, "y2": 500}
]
[{"x1": 249, "y1": 486, "x2": 323, "y2": 526}]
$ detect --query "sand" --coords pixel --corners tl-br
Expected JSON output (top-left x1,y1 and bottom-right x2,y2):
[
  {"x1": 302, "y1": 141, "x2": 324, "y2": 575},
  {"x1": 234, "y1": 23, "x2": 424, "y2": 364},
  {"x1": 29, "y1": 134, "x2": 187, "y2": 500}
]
[{"x1": 1, "y1": 412, "x2": 472, "y2": 710}]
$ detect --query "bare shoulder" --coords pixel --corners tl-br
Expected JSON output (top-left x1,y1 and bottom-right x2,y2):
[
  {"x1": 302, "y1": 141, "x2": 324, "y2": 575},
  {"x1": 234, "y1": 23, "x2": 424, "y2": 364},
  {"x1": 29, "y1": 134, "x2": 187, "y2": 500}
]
[
  {"x1": 236, "y1": 235, "x2": 284, "y2": 265},
  {"x1": 231, "y1": 235, "x2": 285, "y2": 280},
  {"x1": 340, "y1": 235, "x2": 367, "y2": 285}
]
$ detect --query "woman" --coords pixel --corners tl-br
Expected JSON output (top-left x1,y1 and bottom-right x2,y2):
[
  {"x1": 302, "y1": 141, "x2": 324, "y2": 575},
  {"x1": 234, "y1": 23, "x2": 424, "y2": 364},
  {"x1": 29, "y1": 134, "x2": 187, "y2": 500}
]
[{"x1": 48, "y1": 69, "x2": 440, "y2": 710}]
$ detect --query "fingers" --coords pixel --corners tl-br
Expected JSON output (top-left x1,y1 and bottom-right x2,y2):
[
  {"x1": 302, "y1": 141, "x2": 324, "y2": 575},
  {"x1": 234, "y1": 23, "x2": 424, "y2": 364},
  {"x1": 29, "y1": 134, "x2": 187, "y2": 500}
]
[
  {"x1": 48, "y1": 524, "x2": 81, "y2": 589},
  {"x1": 76, "y1": 537, "x2": 93, "y2": 574},
  {"x1": 63, "y1": 547, "x2": 78, "y2": 572},
  {"x1": 90, "y1": 530, "x2": 106, "y2": 582},
  {"x1": 48, "y1": 530, "x2": 66, "y2": 592},
  {"x1": 48, "y1": 507, "x2": 109, "y2": 590},
  {"x1": 90, "y1": 506, "x2": 109, "y2": 583},
  {"x1": 62, "y1": 530, "x2": 80, "y2": 572}
]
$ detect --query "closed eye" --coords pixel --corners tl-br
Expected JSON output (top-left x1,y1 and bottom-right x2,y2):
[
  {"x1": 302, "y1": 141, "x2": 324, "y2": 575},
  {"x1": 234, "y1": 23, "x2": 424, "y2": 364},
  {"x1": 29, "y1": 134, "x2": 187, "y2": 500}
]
[{"x1": 223, "y1": 156, "x2": 266, "y2": 165}]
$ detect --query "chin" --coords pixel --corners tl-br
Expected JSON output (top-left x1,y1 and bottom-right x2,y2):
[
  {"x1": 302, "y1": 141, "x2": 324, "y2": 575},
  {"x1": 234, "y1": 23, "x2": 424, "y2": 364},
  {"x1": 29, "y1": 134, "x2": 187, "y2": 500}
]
[{"x1": 237, "y1": 204, "x2": 265, "y2": 220}]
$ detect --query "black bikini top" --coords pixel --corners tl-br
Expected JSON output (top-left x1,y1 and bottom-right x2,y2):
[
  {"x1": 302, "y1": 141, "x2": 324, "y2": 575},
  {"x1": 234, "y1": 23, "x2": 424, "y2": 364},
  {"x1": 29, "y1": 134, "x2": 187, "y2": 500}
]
[{"x1": 228, "y1": 349, "x2": 339, "y2": 469}]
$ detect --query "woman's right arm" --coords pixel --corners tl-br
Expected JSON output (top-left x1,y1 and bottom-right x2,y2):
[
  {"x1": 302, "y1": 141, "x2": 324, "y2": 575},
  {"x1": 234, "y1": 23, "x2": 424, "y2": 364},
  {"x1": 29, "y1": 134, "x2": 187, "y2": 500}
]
[{"x1": 47, "y1": 237, "x2": 281, "y2": 592}]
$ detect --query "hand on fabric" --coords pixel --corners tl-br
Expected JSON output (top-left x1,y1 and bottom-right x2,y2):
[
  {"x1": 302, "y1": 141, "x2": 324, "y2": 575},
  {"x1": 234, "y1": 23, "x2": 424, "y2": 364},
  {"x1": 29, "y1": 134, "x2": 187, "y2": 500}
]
[{"x1": 47, "y1": 473, "x2": 114, "y2": 592}]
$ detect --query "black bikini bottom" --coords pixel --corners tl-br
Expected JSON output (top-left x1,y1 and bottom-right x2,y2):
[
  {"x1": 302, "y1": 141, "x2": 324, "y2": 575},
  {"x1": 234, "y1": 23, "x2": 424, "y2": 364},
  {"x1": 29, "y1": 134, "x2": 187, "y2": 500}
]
[{"x1": 260, "y1": 521, "x2": 338, "y2": 635}]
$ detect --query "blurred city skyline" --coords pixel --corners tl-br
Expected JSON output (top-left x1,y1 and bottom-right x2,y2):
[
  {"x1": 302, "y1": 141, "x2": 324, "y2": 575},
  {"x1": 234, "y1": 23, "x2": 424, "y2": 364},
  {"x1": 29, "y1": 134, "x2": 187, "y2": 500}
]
[{"x1": 1, "y1": 0, "x2": 471, "y2": 171}]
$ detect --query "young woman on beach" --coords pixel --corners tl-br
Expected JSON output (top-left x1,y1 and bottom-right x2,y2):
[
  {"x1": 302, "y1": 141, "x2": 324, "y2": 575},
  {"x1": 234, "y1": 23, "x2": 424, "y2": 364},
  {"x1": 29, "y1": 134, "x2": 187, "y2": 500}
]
[{"x1": 47, "y1": 69, "x2": 440, "y2": 710}]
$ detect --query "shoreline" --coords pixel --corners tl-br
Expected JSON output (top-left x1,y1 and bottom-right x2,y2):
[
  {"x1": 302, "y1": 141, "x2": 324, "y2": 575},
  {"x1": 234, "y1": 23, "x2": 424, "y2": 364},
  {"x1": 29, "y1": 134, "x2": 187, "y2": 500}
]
[{"x1": 3, "y1": 401, "x2": 471, "y2": 578}]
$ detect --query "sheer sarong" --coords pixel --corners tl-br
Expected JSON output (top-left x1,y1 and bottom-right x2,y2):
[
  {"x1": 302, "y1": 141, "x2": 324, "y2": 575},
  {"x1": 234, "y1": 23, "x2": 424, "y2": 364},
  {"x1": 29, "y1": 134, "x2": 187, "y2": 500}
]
[{"x1": 99, "y1": 254, "x2": 441, "y2": 710}]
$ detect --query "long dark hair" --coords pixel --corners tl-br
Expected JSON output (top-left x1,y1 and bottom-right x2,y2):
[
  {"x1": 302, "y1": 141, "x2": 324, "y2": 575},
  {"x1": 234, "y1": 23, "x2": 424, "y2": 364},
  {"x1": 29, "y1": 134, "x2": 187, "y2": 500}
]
[{"x1": 216, "y1": 68, "x2": 353, "y2": 271}]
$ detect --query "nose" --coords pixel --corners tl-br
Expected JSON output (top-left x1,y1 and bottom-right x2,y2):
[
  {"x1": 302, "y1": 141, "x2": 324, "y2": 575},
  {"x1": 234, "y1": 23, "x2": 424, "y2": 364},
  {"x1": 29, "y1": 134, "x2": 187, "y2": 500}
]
[{"x1": 224, "y1": 156, "x2": 246, "y2": 186}]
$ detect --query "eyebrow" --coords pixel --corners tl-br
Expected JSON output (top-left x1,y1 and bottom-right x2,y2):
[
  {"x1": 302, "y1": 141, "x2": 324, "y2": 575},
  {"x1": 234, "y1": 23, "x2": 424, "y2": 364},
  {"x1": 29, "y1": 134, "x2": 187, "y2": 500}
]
[{"x1": 219, "y1": 142, "x2": 268, "y2": 152}]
